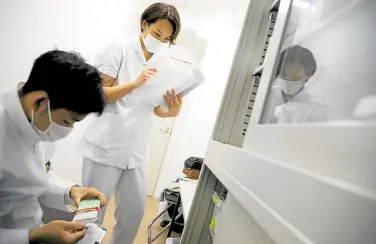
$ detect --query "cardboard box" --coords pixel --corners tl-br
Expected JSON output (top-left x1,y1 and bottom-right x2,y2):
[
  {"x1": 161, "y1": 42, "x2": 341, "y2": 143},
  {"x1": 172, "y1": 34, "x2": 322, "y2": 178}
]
[{"x1": 183, "y1": 167, "x2": 200, "y2": 179}]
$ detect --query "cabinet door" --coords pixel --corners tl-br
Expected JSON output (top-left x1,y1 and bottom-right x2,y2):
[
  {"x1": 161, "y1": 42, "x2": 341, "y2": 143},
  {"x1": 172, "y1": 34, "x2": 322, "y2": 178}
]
[{"x1": 242, "y1": 0, "x2": 376, "y2": 243}]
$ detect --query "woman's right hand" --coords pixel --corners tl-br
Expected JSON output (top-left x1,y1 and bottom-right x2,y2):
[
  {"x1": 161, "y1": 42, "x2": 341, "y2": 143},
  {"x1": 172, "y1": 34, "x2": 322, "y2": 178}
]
[{"x1": 134, "y1": 68, "x2": 157, "y2": 88}]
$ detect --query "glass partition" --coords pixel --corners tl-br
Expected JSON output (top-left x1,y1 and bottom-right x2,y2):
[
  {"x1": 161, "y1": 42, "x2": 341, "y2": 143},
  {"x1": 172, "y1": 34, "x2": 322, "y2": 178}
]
[{"x1": 260, "y1": 0, "x2": 376, "y2": 124}]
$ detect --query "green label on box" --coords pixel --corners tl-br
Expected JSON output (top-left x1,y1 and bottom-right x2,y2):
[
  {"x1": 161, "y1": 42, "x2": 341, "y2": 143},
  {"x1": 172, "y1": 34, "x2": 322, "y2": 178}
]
[
  {"x1": 210, "y1": 216, "x2": 217, "y2": 229},
  {"x1": 212, "y1": 192, "x2": 221, "y2": 206},
  {"x1": 78, "y1": 199, "x2": 100, "y2": 210}
]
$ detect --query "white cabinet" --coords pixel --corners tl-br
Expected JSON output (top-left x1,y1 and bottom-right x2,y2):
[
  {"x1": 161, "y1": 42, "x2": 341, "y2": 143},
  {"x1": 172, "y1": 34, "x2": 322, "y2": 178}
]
[{"x1": 181, "y1": 0, "x2": 376, "y2": 243}]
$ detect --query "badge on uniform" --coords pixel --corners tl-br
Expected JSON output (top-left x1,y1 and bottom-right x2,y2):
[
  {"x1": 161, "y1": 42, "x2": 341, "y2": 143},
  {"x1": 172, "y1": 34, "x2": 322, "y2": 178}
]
[{"x1": 45, "y1": 161, "x2": 51, "y2": 173}]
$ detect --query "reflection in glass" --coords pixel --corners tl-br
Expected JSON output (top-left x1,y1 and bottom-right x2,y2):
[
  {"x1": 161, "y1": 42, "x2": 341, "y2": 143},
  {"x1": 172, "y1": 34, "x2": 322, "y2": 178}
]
[
  {"x1": 263, "y1": 45, "x2": 326, "y2": 124},
  {"x1": 261, "y1": 0, "x2": 376, "y2": 124}
]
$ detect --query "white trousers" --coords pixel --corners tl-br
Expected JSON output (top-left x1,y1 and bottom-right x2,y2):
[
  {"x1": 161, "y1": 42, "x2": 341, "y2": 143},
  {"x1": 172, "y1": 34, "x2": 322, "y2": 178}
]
[{"x1": 82, "y1": 157, "x2": 147, "y2": 244}]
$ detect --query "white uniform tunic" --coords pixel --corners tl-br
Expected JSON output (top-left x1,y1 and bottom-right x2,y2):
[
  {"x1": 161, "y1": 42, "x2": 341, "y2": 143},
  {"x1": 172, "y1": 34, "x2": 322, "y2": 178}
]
[
  {"x1": 81, "y1": 36, "x2": 167, "y2": 169},
  {"x1": 263, "y1": 86, "x2": 327, "y2": 124},
  {"x1": 0, "y1": 88, "x2": 73, "y2": 244}
]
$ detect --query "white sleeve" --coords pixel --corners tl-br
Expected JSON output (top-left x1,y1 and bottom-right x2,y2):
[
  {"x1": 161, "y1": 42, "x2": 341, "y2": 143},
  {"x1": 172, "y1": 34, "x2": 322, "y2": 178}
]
[
  {"x1": 0, "y1": 125, "x2": 29, "y2": 244},
  {"x1": 39, "y1": 168, "x2": 76, "y2": 211},
  {"x1": 263, "y1": 87, "x2": 280, "y2": 124},
  {"x1": 37, "y1": 142, "x2": 76, "y2": 210},
  {"x1": 0, "y1": 229, "x2": 29, "y2": 244},
  {"x1": 96, "y1": 40, "x2": 124, "y2": 79},
  {"x1": 308, "y1": 101, "x2": 328, "y2": 122}
]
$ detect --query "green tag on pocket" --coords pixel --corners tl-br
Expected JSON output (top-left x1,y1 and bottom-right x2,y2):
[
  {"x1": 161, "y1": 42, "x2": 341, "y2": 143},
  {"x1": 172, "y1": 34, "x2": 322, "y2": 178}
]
[{"x1": 45, "y1": 161, "x2": 51, "y2": 173}]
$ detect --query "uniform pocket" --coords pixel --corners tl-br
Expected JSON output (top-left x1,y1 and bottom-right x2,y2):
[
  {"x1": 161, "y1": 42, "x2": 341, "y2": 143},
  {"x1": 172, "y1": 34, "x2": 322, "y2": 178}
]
[{"x1": 83, "y1": 113, "x2": 122, "y2": 150}]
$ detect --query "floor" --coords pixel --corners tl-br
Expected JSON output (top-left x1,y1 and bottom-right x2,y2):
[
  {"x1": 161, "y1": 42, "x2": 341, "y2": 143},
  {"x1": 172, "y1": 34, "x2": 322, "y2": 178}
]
[{"x1": 102, "y1": 196, "x2": 172, "y2": 244}]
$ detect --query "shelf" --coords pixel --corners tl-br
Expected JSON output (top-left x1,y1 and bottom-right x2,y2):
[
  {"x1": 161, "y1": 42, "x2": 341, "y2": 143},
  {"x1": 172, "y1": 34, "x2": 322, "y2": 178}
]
[{"x1": 205, "y1": 136, "x2": 376, "y2": 244}]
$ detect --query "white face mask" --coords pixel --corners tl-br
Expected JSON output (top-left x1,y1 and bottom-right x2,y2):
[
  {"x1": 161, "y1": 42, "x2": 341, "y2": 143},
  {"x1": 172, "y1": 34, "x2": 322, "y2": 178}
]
[
  {"x1": 143, "y1": 31, "x2": 164, "y2": 53},
  {"x1": 276, "y1": 77, "x2": 305, "y2": 95},
  {"x1": 31, "y1": 100, "x2": 73, "y2": 142}
]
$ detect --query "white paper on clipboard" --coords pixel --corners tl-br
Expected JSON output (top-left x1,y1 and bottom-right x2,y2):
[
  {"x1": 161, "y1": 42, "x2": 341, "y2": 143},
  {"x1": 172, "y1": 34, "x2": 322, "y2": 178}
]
[{"x1": 135, "y1": 63, "x2": 205, "y2": 108}]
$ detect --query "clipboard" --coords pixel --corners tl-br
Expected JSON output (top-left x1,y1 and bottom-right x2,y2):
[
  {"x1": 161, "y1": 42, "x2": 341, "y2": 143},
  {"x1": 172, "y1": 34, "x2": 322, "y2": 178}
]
[{"x1": 134, "y1": 63, "x2": 204, "y2": 107}]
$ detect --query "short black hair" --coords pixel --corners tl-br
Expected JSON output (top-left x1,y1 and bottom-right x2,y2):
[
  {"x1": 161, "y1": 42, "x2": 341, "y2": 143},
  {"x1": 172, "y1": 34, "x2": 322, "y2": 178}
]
[
  {"x1": 141, "y1": 3, "x2": 181, "y2": 45},
  {"x1": 22, "y1": 50, "x2": 105, "y2": 115},
  {"x1": 276, "y1": 45, "x2": 317, "y2": 78}
]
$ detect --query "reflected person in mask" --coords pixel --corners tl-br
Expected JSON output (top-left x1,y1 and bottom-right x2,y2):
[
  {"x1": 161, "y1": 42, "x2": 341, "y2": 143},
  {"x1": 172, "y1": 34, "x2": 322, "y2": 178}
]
[
  {"x1": 0, "y1": 50, "x2": 107, "y2": 243},
  {"x1": 264, "y1": 45, "x2": 327, "y2": 123}
]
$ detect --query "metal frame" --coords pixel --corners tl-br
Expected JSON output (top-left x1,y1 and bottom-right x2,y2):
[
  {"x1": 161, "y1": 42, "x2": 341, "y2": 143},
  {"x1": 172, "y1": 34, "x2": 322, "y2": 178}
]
[
  {"x1": 167, "y1": 194, "x2": 182, "y2": 237},
  {"x1": 249, "y1": 0, "x2": 292, "y2": 125},
  {"x1": 228, "y1": 1, "x2": 278, "y2": 145},
  {"x1": 212, "y1": 0, "x2": 275, "y2": 146},
  {"x1": 147, "y1": 193, "x2": 184, "y2": 243},
  {"x1": 180, "y1": 165, "x2": 217, "y2": 244}
]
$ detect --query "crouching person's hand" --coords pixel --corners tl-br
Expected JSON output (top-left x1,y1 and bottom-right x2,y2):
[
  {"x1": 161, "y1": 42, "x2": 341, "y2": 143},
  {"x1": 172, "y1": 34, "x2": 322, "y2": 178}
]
[{"x1": 29, "y1": 220, "x2": 86, "y2": 244}]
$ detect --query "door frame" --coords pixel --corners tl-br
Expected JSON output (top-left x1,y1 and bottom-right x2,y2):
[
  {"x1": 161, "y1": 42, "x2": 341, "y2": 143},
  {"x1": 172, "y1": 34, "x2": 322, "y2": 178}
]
[
  {"x1": 147, "y1": 117, "x2": 176, "y2": 197},
  {"x1": 147, "y1": 56, "x2": 191, "y2": 197}
]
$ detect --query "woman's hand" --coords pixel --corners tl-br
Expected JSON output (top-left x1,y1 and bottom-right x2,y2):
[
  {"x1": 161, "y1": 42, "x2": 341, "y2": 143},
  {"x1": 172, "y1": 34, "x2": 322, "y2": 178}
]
[
  {"x1": 134, "y1": 68, "x2": 157, "y2": 88},
  {"x1": 163, "y1": 89, "x2": 183, "y2": 117},
  {"x1": 69, "y1": 186, "x2": 106, "y2": 208},
  {"x1": 102, "y1": 67, "x2": 157, "y2": 104}
]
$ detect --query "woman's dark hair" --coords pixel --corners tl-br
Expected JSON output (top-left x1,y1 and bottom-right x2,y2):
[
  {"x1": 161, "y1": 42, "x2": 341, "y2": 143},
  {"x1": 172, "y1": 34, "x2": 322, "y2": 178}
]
[
  {"x1": 22, "y1": 50, "x2": 105, "y2": 115},
  {"x1": 276, "y1": 45, "x2": 317, "y2": 78},
  {"x1": 141, "y1": 2, "x2": 181, "y2": 45}
]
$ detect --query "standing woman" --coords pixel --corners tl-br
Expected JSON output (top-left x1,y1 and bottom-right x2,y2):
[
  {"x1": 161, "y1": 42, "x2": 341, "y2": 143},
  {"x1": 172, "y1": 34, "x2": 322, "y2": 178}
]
[{"x1": 80, "y1": 3, "x2": 182, "y2": 244}]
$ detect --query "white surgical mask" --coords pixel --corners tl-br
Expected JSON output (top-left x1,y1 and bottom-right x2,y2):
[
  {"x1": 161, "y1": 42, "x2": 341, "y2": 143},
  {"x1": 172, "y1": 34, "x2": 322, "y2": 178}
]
[
  {"x1": 31, "y1": 100, "x2": 73, "y2": 142},
  {"x1": 276, "y1": 77, "x2": 304, "y2": 95},
  {"x1": 143, "y1": 31, "x2": 164, "y2": 53}
]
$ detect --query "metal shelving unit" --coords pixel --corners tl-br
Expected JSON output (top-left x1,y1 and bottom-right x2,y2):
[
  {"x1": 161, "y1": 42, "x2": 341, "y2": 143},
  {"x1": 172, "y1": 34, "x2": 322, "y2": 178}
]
[{"x1": 242, "y1": 1, "x2": 280, "y2": 136}]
